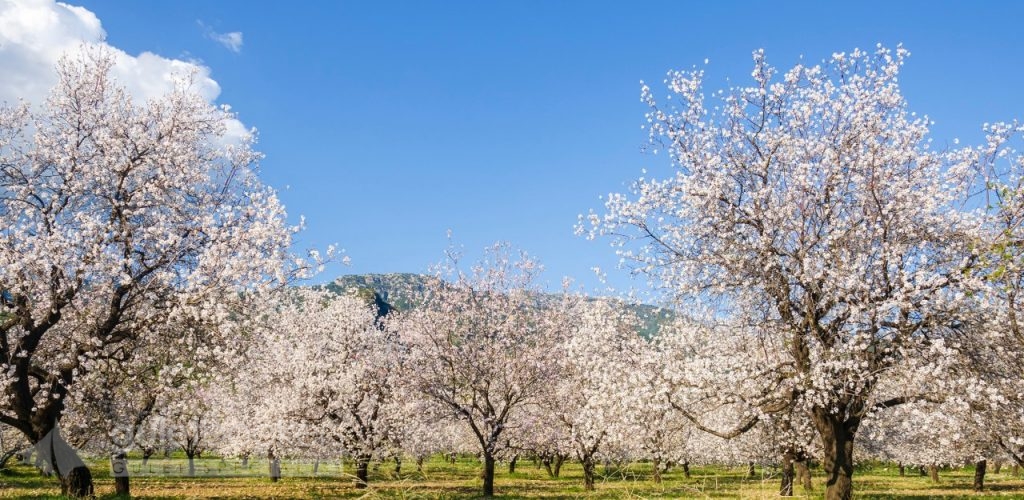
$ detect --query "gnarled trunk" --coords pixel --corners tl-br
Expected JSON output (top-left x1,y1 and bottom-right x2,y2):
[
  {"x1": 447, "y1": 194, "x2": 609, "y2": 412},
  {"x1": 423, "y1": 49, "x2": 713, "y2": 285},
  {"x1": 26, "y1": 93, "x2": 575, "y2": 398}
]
[
  {"x1": 780, "y1": 449, "x2": 796, "y2": 497},
  {"x1": 812, "y1": 412, "x2": 856, "y2": 500},
  {"x1": 973, "y1": 460, "x2": 986, "y2": 492},
  {"x1": 582, "y1": 456, "x2": 596, "y2": 491},
  {"x1": 508, "y1": 454, "x2": 518, "y2": 474}
]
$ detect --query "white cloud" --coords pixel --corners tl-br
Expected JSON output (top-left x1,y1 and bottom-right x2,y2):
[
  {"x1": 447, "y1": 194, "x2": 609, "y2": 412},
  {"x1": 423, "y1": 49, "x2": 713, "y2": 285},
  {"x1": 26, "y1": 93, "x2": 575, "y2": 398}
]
[
  {"x1": 0, "y1": 0, "x2": 248, "y2": 140},
  {"x1": 212, "y1": 31, "x2": 243, "y2": 53},
  {"x1": 198, "y1": 20, "x2": 243, "y2": 53}
]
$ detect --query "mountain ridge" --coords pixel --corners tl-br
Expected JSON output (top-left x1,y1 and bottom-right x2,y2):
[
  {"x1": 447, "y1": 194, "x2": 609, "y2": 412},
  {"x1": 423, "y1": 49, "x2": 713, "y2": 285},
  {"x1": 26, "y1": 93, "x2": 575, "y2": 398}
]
[{"x1": 323, "y1": 273, "x2": 671, "y2": 337}]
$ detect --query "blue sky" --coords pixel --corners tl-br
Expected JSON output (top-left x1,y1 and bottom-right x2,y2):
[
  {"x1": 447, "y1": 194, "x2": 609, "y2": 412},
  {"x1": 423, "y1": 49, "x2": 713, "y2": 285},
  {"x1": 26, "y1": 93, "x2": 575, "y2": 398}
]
[{"x1": 67, "y1": 1, "x2": 1024, "y2": 294}]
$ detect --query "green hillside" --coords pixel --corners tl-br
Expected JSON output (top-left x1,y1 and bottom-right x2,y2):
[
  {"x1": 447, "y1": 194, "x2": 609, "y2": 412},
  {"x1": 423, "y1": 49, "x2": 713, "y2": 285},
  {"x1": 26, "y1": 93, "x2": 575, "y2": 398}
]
[{"x1": 324, "y1": 273, "x2": 671, "y2": 338}]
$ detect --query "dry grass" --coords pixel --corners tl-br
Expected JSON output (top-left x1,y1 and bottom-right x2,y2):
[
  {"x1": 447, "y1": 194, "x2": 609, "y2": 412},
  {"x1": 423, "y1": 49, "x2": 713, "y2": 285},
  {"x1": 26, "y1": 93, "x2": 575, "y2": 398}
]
[{"x1": 1, "y1": 456, "x2": 1022, "y2": 499}]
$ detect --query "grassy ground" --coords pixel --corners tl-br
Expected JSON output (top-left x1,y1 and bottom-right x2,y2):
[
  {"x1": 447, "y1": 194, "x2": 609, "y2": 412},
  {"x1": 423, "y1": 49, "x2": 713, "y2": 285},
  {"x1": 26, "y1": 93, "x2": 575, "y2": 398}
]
[{"x1": 1, "y1": 455, "x2": 1022, "y2": 499}]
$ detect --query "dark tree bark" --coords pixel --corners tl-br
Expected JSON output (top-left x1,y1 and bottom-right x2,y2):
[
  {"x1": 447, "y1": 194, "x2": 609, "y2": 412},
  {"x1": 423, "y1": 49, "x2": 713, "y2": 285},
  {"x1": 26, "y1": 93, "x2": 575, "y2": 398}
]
[
  {"x1": 482, "y1": 453, "x2": 496, "y2": 497},
  {"x1": 111, "y1": 451, "x2": 130, "y2": 497},
  {"x1": 393, "y1": 456, "x2": 401, "y2": 478},
  {"x1": 812, "y1": 412, "x2": 857, "y2": 500},
  {"x1": 582, "y1": 456, "x2": 596, "y2": 491},
  {"x1": 541, "y1": 453, "x2": 565, "y2": 478},
  {"x1": 780, "y1": 450, "x2": 796, "y2": 497},
  {"x1": 508, "y1": 455, "x2": 518, "y2": 474},
  {"x1": 682, "y1": 461, "x2": 691, "y2": 479},
  {"x1": 747, "y1": 461, "x2": 756, "y2": 478},
  {"x1": 416, "y1": 456, "x2": 424, "y2": 473},
  {"x1": 355, "y1": 456, "x2": 370, "y2": 488},
  {"x1": 898, "y1": 462, "x2": 905, "y2": 476},
  {"x1": 974, "y1": 460, "x2": 987, "y2": 492}
]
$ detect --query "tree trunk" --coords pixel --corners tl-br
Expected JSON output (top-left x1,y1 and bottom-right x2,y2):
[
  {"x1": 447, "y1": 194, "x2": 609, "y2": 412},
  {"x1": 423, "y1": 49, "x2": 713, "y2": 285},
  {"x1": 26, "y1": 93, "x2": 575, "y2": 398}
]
[
  {"x1": 187, "y1": 453, "x2": 196, "y2": 477},
  {"x1": 356, "y1": 457, "x2": 370, "y2": 488},
  {"x1": 993, "y1": 461, "x2": 1002, "y2": 474},
  {"x1": 313, "y1": 458, "x2": 320, "y2": 476},
  {"x1": 682, "y1": 461, "x2": 691, "y2": 479},
  {"x1": 813, "y1": 413, "x2": 856, "y2": 500},
  {"x1": 652, "y1": 457, "x2": 662, "y2": 484},
  {"x1": 780, "y1": 450, "x2": 795, "y2": 497},
  {"x1": 241, "y1": 454, "x2": 249, "y2": 468},
  {"x1": 393, "y1": 456, "x2": 401, "y2": 478},
  {"x1": 112, "y1": 452, "x2": 130, "y2": 497},
  {"x1": 919, "y1": 466, "x2": 926, "y2": 476},
  {"x1": 508, "y1": 454, "x2": 518, "y2": 474},
  {"x1": 973, "y1": 460, "x2": 986, "y2": 492},
  {"x1": 554, "y1": 454, "x2": 564, "y2": 478},
  {"x1": 898, "y1": 462, "x2": 905, "y2": 476},
  {"x1": 582, "y1": 456, "x2": 596, "y2": 491},
  {"x1": 268, "y1": 450, "x2": 281, "y2": 483},
  {"x1": 416, "y1": 456, "x2": 424, "y2": 473},
  {"x1": 34, "y1": 426, "x2": 93, "y2": 498},
  {"x1": 928, "y1": 464, "x2": 939, "y2": 484},
  {"x1": 796, "y1": 459, "x2": 813, "y2": 491},
  {"x1": 482, "y1": 453, "x2": 496, "y2": 497},
  {"x1": 747, "y1": 461, "x2": 756, "y2": 478}
]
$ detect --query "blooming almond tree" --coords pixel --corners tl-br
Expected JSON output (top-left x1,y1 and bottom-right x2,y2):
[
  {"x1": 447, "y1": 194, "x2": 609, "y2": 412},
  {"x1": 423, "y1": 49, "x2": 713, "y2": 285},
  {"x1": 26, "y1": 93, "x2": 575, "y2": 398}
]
[
  {"x1": 538, "y1": 297, "x2": 642, "y2": 491},
  {"x1": 224, "y1": 288, "x2": 405, "y2": 487},
  {"x1": 0, "y1": 49, "x2": 318, "y2": 497},
  {"x1": 396, "y1": 243, "x2": 559, "y2": 498},
  {"x1": 964, "y1": 122, "x2": 1024, "y2": 472},
  {"x1": 583, "y1": 45, "x2": 983, "y2": 500}
]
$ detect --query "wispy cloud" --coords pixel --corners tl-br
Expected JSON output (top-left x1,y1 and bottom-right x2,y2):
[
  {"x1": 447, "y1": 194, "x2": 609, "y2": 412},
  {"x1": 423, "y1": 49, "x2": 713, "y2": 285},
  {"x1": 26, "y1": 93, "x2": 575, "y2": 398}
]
[{"x1": 198, "y1": 21, "x2": 243, "y2": 53}]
